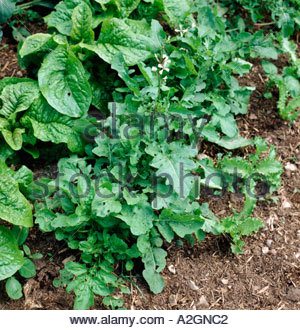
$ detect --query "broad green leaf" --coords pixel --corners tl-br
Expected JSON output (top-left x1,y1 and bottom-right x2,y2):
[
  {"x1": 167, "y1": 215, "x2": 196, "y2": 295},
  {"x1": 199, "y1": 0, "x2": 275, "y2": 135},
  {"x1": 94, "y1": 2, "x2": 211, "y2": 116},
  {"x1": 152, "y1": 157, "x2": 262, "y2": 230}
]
[
  {"x1": 217, "y1": 137, "x2": 253, "y2": 150},
  {"x1": 0, "y1": 81, "x2": 39, "y2": 120},
  {"x1": 142, "y1": 268, "x2": 164, "y2": 294},
  {"x1": 226, "y1": 59, "x2": 252, "y2": 76},
  {"x1": 65, "y1": 262, "x2": 87, "y2": 276},
  {"x1": 253, "y1": 46, "x2": 278, "y2": 59},
  {"x1": 220, "y1": 157, "x2": 252, "y2": 178},
  {"x1": 0, "y1": 161, "x2": 33, "y2": 227},
  {"x1": 212, "y1": 114, "x2": 239, "y2": 138},
  {"x1": 162, "y1": 0, "x2": 193, "y2": 25},
  {"x1": 238, "y1": 217, "x2": 264, "y2": 236},
  {"x1": 113, "y1": 0, "x2": 140, "y2": 18},
  {"x1": 111, "y1": 53, "x2": 140, "y2": 95},
  {"x1": 116, "y1": 204, "x2": 154, "y2": 236},
  {"x1": 38, "y1": 45, "x2": 92, "y2": 118},
  {"x1": 70, "y1": 3, "x2": 94, "y2": 43},
  {"x1": 11, "y1": 226, "x2": 29, "y2": 246},
  {"x1": 284, "y1": 75, "x2": 300, "y2": 98},
  {"x1": 0, "y1": 226, "x2": 25, "y2": 281},
  {"x1": 44, "y1": 0, "x2": 90, "y2": 36},
  {"x1": 202, "y1": 125, "x2": 253, "y2": 150},
  {"x1": 81, "y1": 18, "x2": 163, "y2": 66},
  {"x1": 282, "y1": 38, "x2": 297, "y2": 63},
  {"x1": 35, "y1": 209, "x2": 55, "y2": 232},
  {"x1": 52, "y1": 213, "x2": 89, "y2": 228},
  {"x1": 0, "y1": 77, "x2": 33, "y2": 94},
  {"x1": 5, "y1": 276, "x2": 23, "y2": 299},
  {"x1": 95, "y1": 0, "x2": 140, "y2": 18},
  {"x1": 92, "y1": 183, "x2": 122, "y2": 218},
  {"x1": 19, "y1": 258, "x2": 36, "y2": 278},
  {"x1": 13, "y1": 165, "x2": 34, "y2": 191},
  {"x1": 137, "y1": 234, "x2": 151, "y2": 254},
  {"x1": 160, "y1": 209, "x2": 205, "y2": 237},
  {"x1": 156, "y1": 221, "x2": 174, "y2": 242},
  {"x1": 74, "y1": 284, "x2": 94, "y2": 310},
  {"x1": 262, "y1": 61, "x2": 278, "y2": 75},
  {"x1": 150, "y1": 142, "x2": 198, "y2": 197},
  {"x1": 256, "y1": 158, "x2": 283, "y2": 176},
  {"x1": 90, "y1": 278, "x2": 110, "y2": 296},
  {"x1": 22, "y1": 95, "x2": 83, "y2": 153},
  {"x1": 0, "y1": 141, "x2": 14, "y2": 162},
  {"x1": 1, "y1": 128, "x2": 24, "y2": 151},
  {"x1": 142, "y1": 247, "x2": 167, "y2": 273},
  {"x1": 19, "y1": 33, "x2": 56, "y2": 58}
]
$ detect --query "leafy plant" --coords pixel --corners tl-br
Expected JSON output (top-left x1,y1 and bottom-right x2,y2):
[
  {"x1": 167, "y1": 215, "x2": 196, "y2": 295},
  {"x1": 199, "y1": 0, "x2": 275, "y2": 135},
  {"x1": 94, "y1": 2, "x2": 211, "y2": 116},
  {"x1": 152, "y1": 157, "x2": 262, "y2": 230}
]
[
  {"x1": 262, "y1": 39, "x2": 300, "y2": 121},
  {"x1": 0, "y1": 160, "x2": 40, "y2": 300},
  {"x1": 3, "y1": 226, "x2": 42, "y2": 300},
  {"x1": 0, "y1": 0, "x2": 288, "y2": 309}
]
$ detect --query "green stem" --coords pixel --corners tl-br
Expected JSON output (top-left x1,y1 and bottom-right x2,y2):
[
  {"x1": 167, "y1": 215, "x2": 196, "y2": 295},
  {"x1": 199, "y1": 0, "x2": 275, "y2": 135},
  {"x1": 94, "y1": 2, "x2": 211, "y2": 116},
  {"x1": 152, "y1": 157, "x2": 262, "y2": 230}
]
[{"x1": 253, "y1": 21, "x2": 275, "y2": 26}]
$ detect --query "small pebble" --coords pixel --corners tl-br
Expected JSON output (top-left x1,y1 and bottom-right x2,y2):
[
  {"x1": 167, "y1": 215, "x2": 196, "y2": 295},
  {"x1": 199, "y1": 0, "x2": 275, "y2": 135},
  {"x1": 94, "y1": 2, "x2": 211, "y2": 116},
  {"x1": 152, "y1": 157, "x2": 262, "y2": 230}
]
[
  {"x1": 168, "y1": 264, "x2": 176, "y2": 275},
  {"x1": 282, "y1": 199, "x2": 291, "y2": 209},
  {"x1": 198, "y1": 295, "x2": 209, "y2": 308},
  {"x1": 221, "y1": 279, "x2": 229, "y2": 285},
  {"x1": 188, "y1": 280, "x2": 200, "y2": 291},
  {"x1": 287, "y1": 287, "x2": 300, "y2": 302},
  {"x1": 285, "y1": 163, "x2": 297, "y2": 171},
  {"x1": 266, "y1": 239, "x2": 273, "y2": 248},
  {"x1": 249, "y1": 113, "x2": 258, "y2": 120},
  {"x1": 168, "y1": 294, "x2": 177, "y2": 306},
  {"x1": 262, "y1": 246, "x2": 269, "y2": 254}
]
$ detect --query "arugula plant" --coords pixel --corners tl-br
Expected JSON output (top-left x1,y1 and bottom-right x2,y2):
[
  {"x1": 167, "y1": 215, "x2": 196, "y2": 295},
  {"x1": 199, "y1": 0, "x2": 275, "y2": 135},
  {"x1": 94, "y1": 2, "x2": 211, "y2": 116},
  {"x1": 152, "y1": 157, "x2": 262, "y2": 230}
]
[
  {"x1": 262, "y1": 39, "x2": 300, "y2": 121},
  {"x1": 32, "y1": 113, "x2": 282, "y2": 308}
]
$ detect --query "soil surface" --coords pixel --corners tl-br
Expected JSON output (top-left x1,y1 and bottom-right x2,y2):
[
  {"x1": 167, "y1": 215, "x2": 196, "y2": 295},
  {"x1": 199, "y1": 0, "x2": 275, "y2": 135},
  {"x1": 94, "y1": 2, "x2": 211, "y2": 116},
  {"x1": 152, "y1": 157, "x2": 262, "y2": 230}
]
[{"x1": 0, "y1": 24, "x2": 300, "y2": 310}]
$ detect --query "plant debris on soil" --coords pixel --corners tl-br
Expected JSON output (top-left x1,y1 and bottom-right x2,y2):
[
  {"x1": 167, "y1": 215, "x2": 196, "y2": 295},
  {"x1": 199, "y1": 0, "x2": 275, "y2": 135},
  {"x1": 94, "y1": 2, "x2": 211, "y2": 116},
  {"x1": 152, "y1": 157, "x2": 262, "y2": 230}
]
[{"x1": 0, "y1": 27, "x2": 300, "y2": 311}]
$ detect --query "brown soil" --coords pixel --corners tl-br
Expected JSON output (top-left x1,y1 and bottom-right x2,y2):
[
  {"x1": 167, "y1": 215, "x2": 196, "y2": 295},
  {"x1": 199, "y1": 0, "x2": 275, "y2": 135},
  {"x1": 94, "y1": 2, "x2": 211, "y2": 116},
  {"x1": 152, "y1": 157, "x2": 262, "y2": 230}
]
[{"x1": 0, "y1": 25, "x2": 300, "y2": 311}]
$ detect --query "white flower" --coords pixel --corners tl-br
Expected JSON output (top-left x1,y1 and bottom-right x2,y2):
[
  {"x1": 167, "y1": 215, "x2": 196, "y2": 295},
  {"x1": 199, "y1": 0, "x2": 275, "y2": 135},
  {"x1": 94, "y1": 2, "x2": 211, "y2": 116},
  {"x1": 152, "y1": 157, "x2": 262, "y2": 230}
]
[
  {"x1": 152, "y1": 53, "x2": 171, "y2": 77},
  {"x1": 175, "y1": 24, "x2": 189, "y2": 37}
]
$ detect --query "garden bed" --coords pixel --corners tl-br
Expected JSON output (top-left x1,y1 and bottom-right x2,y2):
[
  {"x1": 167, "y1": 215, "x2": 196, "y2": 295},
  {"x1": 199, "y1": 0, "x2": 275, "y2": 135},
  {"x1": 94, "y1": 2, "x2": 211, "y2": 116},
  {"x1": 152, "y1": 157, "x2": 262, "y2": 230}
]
[{"x1": 0, "y1": 29, "x2": 299, "y2": 310}]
